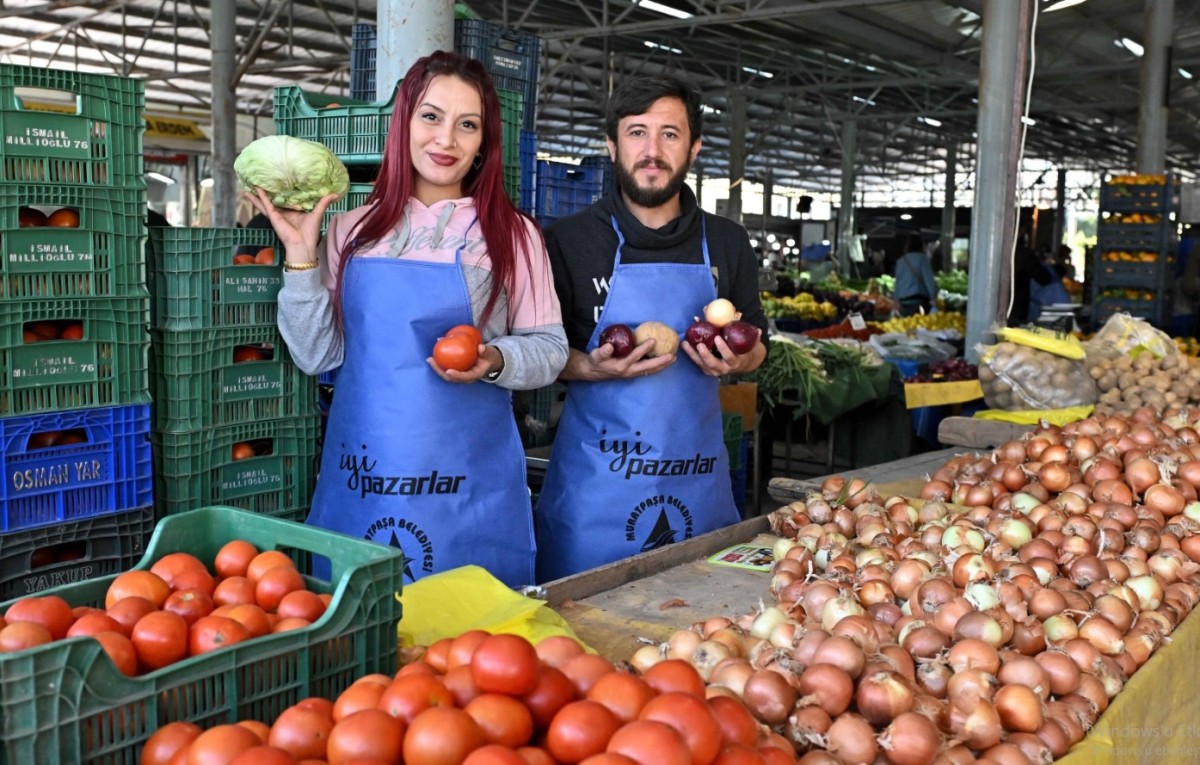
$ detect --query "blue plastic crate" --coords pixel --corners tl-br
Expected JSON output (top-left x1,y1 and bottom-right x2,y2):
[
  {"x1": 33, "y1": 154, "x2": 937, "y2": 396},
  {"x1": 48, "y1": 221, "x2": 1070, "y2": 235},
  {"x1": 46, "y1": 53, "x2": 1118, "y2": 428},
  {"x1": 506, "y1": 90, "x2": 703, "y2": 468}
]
[
  {"x1": 0, "y1": 504, "x2": 153, "y2": 601},
  {"x1": 454, "y1": 19, "x2": 540, "y2": 129},
  {"x1": 519, "y1": 130, "x2": 537, "y2": 213},
  {"x1": 0, "y1": 404, "x2": 152, "y2": 532},
  {"x1": 578, "y1": 154, "x2": 613, "y2": 195},
  {"x1": 349, "y1": 23, "x2": 377, "y2": 101},
  {"x1": 534, "y1": 161, "x2": 604, "y2": 226}
]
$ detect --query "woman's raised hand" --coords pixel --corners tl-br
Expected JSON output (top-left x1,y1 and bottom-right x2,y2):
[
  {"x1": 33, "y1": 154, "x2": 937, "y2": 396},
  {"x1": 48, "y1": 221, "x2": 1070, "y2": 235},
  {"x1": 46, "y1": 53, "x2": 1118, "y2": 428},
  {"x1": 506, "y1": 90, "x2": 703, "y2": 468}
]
[{"x1": 244, "y1": 187, "x2": 341, "y2": 264}]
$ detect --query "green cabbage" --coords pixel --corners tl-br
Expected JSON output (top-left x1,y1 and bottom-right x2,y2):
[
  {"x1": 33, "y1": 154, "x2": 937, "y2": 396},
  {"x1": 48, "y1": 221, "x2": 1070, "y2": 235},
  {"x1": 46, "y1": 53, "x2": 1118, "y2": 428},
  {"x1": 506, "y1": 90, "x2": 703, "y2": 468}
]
[{"x1": 234, "y1": 135, "x2": 350, "y2": 211}]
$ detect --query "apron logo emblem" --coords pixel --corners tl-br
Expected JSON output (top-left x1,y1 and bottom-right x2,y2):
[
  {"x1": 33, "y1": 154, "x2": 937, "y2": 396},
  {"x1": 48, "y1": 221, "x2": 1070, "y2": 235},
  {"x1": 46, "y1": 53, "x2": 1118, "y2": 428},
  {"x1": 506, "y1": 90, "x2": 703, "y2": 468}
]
[
  {"x1": 364, "y1": 515, "x2": 435, "y2": 580},
  {"x1": 640, "y1": 510, "x2": 677, "y2": 552},
  {"x1": 625, "y1": 494, "x2": 694, "y2": 549},
  {"x1": 601, "y1": 432, "x2": 719, "y2": 480},
  {"x1": 338, "y1": 443, "x2": 466, "y2": 497}
]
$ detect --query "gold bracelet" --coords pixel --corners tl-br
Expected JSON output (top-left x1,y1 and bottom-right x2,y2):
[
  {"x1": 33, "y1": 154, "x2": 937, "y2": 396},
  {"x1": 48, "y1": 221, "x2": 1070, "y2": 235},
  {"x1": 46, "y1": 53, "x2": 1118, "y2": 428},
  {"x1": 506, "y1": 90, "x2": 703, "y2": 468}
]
[{"x1": 283, "y1": 260, "x2": 320, "y2": 272}]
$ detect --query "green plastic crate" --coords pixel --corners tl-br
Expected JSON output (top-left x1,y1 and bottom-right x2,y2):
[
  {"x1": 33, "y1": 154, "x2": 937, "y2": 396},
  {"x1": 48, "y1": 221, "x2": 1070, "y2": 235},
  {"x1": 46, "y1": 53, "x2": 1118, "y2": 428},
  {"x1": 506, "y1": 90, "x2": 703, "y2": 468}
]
[
  {"x1": 272, "y1": 87, "x2": 394, "y2": 165},
  {"x1": 0, "y1": 297, "x2": 149, "y2": 417},
  {"x1": 147, "y1": 227, "x2": 281, "y2": 331},
  {"x1": 0, "y1": 64, "x2": 144, "y2": 187},
  {"x1": 153, "y1": 416, "x2": 320, "y2": 522},
  {"x1": 0, "y1": 185, "x2": 146, "y2": 302},
  {"x1": 150, "y1": 325, "x2": 319, "y2": 433},
  {"x1": 0, "y1": 505, "x2": 403, "y2": 765},
  {"x1": 320, "y1": 181, "x2": 374, "y2": 232}
]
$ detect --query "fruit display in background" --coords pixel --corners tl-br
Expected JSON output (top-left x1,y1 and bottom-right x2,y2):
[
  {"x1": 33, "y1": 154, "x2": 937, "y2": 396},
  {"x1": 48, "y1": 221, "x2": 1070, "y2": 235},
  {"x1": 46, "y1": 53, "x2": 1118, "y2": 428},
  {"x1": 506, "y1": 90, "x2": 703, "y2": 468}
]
[
  {"x1": 599, "y1": 323, "x2": 636, "y2": 358},
  {"x1": 872, "y1": 310, "x2": 966, "y2": 335},
  {"x1": 634, "y1": 321, "x2": 680, "y2": 358},
  {"x1": 902, "y1": 357, "x2": 979, "y2": 383},
  {"x1": 761, "y1": 293, "x2": 837, "y2": 322}
]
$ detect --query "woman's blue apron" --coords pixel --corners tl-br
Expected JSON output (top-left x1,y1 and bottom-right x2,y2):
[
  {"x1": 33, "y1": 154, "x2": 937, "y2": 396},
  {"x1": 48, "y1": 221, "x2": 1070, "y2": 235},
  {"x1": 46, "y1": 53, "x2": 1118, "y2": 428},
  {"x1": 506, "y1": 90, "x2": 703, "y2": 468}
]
[
  {"x1": 306, "y1": 233, "x2": 536, "y2": 587},
  {"x1": 533, "y1": 215, "x2": 739, "y2": 582}
]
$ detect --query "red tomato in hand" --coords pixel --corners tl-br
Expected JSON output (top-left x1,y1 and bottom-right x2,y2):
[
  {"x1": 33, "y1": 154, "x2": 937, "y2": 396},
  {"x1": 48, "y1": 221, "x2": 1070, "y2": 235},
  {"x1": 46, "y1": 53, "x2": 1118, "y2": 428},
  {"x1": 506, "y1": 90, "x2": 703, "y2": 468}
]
[
  {"x1": 445, "y1": 324, "x2": 484, "y2": 346},
  {"x1": 433, "y1": 334, "x2": 479, "y2": 372}
]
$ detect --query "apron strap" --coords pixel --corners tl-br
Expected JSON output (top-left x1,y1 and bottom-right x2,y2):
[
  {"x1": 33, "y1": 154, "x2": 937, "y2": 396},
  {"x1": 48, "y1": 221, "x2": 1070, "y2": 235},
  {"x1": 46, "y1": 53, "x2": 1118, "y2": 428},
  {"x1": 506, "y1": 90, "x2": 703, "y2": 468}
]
[{"x1": 609, "y1": 213, "x2": 711, "y2": 270}]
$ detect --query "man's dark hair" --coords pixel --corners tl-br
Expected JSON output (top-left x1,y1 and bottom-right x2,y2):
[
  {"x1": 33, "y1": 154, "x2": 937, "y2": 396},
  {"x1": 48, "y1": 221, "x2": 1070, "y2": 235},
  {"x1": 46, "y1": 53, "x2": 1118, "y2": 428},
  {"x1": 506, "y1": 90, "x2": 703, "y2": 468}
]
[
  {"x1": 903, "y1": 233, "x2": 925, "y2": 254},
  {"x1": 604, "y1": 74, "x2": 704, "y2": 143}
]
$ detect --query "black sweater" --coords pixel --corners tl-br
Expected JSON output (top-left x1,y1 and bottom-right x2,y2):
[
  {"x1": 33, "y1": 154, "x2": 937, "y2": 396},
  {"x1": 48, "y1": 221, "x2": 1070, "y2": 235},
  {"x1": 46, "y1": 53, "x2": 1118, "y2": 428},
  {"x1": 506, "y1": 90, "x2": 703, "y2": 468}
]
[{"x1": 544, "y1": 185, "x2": 770, "y2": 352}]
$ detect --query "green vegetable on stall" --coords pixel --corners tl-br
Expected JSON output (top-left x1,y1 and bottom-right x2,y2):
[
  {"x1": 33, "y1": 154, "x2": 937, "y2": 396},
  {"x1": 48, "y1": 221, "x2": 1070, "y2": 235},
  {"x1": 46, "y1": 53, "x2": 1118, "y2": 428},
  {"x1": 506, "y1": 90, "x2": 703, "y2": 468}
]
[
  {"x1": 747, "y1": 336, "x2": 827, "y2": 414},
  {"x1": 813, "y1": 339, "x2": 873, "y2": 380},
  {"x1": 234, "y1": 135, "x2": 350, "y2": 211}
]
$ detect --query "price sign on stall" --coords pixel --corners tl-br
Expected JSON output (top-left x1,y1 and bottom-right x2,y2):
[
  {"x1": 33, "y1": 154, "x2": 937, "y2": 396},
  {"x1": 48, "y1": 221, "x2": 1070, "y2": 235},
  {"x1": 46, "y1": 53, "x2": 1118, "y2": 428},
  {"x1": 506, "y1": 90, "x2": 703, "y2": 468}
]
[{"x1": 848, "y1": 312, "x2": 867, "y2": 331}]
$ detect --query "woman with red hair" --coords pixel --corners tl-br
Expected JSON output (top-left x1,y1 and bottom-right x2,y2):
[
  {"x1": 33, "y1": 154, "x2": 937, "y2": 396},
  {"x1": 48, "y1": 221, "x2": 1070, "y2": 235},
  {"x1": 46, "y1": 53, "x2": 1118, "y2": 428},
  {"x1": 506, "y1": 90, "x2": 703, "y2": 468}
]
[{"x1": 248, "y1": 51, "x2": 566, "y2": 587}]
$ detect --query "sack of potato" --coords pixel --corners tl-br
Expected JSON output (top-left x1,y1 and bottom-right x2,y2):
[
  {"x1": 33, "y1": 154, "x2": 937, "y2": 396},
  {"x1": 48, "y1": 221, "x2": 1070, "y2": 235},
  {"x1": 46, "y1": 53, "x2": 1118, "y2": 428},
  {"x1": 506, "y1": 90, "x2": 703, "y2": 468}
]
[{"x1": 976, "y1": 327, "x2": 1098, "y2": 411}]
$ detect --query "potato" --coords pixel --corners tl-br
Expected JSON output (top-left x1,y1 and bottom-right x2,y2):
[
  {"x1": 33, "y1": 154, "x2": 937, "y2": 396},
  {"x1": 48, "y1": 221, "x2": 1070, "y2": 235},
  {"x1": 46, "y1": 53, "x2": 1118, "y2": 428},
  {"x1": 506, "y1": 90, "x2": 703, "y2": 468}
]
[{"x1": 633, "y1": 321, "x2": 680, "y2": 357}]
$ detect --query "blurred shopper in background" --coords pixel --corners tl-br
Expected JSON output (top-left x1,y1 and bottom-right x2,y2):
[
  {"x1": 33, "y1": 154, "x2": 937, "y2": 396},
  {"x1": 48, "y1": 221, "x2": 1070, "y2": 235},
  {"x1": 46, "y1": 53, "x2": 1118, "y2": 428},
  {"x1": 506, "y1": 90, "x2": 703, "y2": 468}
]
[{"x1": 892, "y1": 233, "x2": 938, "y2": 317}]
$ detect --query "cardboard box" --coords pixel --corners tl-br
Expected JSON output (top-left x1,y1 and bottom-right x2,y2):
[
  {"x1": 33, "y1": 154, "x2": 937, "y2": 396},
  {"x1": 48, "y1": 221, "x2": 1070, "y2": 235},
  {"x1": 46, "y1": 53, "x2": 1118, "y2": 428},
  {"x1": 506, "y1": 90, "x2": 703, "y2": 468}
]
[{"x1": 719, "y1": 382, "x2": 758, "y2": 431}]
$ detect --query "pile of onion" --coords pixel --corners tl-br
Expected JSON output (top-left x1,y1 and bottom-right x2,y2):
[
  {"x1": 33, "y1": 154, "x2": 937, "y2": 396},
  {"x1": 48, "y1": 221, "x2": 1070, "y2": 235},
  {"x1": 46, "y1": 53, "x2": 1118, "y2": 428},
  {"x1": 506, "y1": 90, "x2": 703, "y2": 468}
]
[{"x1": 629, "y1": 408, "x2": 1200, "y2": 764}]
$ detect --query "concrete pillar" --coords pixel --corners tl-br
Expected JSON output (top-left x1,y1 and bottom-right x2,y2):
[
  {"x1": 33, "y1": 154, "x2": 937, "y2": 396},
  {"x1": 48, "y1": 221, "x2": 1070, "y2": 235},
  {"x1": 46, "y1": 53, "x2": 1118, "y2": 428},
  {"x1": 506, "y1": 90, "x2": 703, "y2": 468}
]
[
  {"x1": 837, "y1": 120, "x2": 857, "y2": 275},
  {"x1": 1136, "y1": 0, "x2": 1174, "y2": 174},
  {"x1": 726, "y1": 91, "x2": 747, "y2": 222},
  {"x1": 377, "y1": 0, "x2": 455, "y2": 100},
  {"x1": 966, "y1": 0, "x2": 1034, "y2": 355},
  {"x1": 941, "y1": 142, "x2": 957, "y2": 271},
  {"x1": 210, "y1": 0, "x2": 237, "y2": 227},
  {"x1": 1052, "y1": 167, "x2": 1067, "y2": 249}
]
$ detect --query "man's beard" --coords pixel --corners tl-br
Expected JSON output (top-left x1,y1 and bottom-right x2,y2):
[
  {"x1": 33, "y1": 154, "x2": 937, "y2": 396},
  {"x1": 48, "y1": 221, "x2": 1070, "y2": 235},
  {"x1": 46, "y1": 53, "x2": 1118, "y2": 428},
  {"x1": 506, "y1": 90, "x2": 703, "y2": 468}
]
[{"x1": 613, "y1": 151, "x2": 692, "y2": 209}]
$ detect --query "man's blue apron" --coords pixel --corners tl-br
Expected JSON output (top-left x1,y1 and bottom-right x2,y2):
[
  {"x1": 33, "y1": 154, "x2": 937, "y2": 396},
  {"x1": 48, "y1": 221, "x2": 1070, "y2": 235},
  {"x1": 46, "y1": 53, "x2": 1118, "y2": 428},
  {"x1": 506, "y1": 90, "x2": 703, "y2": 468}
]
[
  {"x1": 533, "y1": 215, "x2": 739, "y2": 582},
  {"x1": 307, "y1": 233, "x2": 536, "y2": 587}
]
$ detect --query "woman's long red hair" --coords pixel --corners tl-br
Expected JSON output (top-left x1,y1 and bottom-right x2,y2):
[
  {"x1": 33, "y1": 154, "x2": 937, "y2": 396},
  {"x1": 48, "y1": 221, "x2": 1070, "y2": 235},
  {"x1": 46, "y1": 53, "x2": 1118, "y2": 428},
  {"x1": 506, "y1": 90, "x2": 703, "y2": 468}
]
[{"x1": 334, "y1": 50, "x2": 537, "y2": 328}]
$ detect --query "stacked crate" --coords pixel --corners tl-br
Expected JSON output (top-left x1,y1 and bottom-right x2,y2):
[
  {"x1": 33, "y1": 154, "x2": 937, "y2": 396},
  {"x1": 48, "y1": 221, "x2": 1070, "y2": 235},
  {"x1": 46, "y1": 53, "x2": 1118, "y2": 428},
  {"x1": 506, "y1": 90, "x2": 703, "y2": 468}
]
[
  {"x1": 147, "y1": 228, "x2": 320, "y2": 522},
  {"x1": 1090, "y1": 172, "x2": 1179, "y2": 329},
  {"x1": 0, "y1": 64, "x2": 154, "y2": 597}
]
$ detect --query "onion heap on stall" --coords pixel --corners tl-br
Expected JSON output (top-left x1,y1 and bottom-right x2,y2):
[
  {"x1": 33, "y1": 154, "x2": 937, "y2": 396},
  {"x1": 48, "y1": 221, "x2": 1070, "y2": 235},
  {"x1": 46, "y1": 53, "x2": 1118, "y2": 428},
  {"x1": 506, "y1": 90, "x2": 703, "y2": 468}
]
[{"x1": 631, "y1": 409, "x2": 1200, "y2": 764}]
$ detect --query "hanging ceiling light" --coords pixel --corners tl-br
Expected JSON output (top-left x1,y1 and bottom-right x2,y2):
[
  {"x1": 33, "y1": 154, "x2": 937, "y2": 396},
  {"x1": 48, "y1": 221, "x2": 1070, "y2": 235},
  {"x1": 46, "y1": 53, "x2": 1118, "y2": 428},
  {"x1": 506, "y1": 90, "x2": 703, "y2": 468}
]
[
  {"x1": 1044, "y1": 0, "x2": 1088, "y2": 12},
  {"x1": 631, "y1": 0, "x2": 693, "y2": 20}
]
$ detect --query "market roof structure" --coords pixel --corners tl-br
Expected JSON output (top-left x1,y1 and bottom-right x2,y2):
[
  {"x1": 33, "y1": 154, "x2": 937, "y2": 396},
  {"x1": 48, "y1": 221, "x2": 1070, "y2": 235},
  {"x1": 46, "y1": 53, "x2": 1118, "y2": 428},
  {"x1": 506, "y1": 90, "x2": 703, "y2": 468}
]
[{"x1": 1, "y1": 0, "x2": 1197, "y2": 192}]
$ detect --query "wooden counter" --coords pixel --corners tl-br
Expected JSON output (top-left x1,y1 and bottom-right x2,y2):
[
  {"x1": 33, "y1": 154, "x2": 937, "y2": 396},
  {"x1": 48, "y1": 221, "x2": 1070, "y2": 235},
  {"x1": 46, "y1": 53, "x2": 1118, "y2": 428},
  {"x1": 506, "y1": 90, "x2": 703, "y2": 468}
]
[{"x1": 544, "y1": 447, "x2": 967, "y2": 660}]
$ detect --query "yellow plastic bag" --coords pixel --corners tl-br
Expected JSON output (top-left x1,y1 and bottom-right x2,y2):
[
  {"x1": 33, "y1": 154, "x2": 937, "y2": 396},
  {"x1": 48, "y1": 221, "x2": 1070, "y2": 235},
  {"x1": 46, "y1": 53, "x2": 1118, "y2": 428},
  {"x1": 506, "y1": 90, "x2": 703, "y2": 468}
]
[
  {"x1": 973, "y1": 405, "x2": 1093, "y2": 426},
  {"x1": 995, "y1": 326, "x2": 1086, "y2": 360},
  {"x1": 397, "y1": 565, "x2": 591, "y2": 651}
]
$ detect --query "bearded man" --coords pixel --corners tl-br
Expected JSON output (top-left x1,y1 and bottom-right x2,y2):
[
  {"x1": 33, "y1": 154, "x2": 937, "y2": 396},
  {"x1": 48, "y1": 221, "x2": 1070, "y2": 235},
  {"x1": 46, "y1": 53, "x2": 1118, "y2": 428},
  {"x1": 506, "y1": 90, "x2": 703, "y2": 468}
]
[{"x1": 534, "y1": 73, "x2": 770, "y2": 582}]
